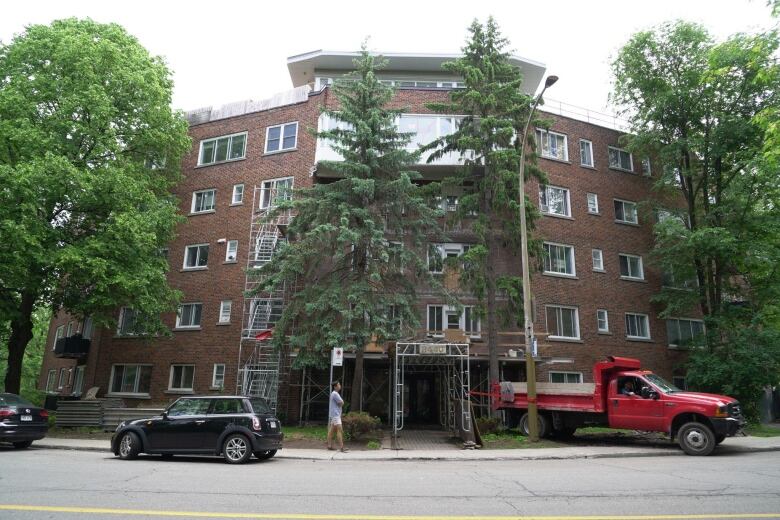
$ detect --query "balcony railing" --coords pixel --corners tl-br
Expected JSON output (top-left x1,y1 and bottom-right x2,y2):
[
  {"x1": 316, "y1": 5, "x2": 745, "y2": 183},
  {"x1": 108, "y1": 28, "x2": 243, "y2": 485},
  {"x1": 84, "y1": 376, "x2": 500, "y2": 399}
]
[{"x1": 54, "y1": 335, "x2": 90, "y2": 359}]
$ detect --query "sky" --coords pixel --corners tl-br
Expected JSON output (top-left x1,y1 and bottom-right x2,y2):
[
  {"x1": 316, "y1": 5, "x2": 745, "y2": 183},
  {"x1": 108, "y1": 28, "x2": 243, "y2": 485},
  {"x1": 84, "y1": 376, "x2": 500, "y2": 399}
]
[{"x1": 1, "y1": 0, "x2": 775, "y2": 116}]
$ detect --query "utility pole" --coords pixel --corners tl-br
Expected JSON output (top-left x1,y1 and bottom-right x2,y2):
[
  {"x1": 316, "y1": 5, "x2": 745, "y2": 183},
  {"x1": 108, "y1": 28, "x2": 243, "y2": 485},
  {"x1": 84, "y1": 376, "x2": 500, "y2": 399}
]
[{"x1": 517, "y1": 75, "x2": 558, "y2": 442}]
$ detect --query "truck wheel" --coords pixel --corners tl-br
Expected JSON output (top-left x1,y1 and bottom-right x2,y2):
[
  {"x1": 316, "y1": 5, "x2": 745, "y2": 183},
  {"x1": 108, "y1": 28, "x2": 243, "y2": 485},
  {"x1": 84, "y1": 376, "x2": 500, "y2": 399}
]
[
  {"x1": 519, "y1": 412, "x2": 548, "y2": 438},
  {"x1": 678, "y1": 422, "x2": 716, "y2": 456}
]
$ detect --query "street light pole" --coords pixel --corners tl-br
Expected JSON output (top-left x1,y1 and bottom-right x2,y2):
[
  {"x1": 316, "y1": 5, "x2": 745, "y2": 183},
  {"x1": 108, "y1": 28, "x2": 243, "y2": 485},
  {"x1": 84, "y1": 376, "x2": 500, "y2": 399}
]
[{"x1": 517, "y1": 75, "x2": 558, "y2": 442}]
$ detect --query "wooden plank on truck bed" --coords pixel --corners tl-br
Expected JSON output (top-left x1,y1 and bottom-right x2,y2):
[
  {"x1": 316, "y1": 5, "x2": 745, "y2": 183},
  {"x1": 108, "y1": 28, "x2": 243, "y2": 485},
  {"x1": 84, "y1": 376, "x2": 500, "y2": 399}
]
[{"x1": 507, "y1": 382, "x2": 596, "y2": 395}]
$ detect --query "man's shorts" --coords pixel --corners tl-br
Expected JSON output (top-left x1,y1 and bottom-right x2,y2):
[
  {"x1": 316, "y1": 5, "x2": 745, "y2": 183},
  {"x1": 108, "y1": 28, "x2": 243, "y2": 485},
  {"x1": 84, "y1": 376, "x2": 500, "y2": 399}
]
[{"x1": 329, "y1": 416, "x2": 342, "y2": 427}]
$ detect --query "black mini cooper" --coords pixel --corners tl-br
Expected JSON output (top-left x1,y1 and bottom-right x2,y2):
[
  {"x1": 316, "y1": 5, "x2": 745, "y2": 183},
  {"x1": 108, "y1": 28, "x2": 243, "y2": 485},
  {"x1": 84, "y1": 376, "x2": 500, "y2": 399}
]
[{"x1": 111, "y1": 396, "x2": 283, "y2": 464}]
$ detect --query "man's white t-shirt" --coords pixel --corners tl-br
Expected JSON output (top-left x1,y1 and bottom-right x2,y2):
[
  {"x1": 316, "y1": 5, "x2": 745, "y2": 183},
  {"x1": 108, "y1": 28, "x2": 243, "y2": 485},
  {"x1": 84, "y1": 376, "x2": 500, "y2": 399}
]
[{"x1": 329, "y1": 390, "x2": 343, "y2": 421}]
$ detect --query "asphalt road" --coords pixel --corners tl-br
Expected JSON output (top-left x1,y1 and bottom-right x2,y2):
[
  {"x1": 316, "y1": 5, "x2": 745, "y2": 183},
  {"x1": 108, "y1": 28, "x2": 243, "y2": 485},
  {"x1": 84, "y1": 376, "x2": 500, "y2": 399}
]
[{"x1": 1, "y1": 446, "x2": 779, "y2": 519}]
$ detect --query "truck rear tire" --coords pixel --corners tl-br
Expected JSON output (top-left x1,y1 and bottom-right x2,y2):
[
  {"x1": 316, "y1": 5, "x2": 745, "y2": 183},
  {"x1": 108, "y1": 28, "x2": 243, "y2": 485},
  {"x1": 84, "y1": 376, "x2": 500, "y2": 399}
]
[
  {"x1": 678, "y1": 421, "x2": 716, "y2": 456},
  {"x1": 519, "y1": 412, "x2": 548, "y2": 438}
]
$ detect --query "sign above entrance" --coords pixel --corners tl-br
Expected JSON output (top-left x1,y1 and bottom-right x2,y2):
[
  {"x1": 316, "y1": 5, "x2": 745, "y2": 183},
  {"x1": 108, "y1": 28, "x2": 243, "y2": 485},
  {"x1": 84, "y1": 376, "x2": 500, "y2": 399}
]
[
  {"x1": 332, "y1": 347, "x2": 343, "y2": 366},
  {"x1": 418, "y1": 344, "x2": 447, "y2": 355}
]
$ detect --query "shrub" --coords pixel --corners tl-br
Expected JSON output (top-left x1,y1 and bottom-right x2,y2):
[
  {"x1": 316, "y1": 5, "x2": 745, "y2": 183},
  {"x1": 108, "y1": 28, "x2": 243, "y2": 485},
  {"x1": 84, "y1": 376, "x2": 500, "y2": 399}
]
[
  {"x1": 341, "y1": 411, "x2": 380, "y2": 440},
  {"x1": 476, "y1": 416, "x2": 501, "y2": 435}
]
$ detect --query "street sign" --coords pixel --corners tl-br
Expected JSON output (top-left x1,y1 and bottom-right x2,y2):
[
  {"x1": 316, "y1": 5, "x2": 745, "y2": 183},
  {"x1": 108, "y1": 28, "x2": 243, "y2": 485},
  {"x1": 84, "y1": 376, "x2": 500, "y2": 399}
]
[
  {"x1": 332, "y1": 347, "x2": 343, "y2": 367},
  {"x1": 419, "y1": 344, "x2": 447, "y2": 355},
  {"x1": 532, "y1": 337, "x2": 538, "y2": 358}
]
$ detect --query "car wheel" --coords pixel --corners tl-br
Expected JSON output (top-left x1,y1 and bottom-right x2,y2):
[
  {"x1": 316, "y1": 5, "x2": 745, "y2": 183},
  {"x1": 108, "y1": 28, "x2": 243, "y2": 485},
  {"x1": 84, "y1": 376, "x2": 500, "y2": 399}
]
[
  {"x1": 254, "y1": 449, "x2": 277, "y2": 460},
  {"x1": 519, "y1": 412, "x2": 549, "y2": 438},
  {"x1": 678, "y1": 421, "x2": 716, "y2": 456},
  {"x1": 223, "y1": 434, "x2": 252, "y2": 464},
  {"x1": 13, "y1": 441, "x2": 33, "y2": 449},
  {"x1": 118, "y1": 431, "x2": 141, "y2": 460}
]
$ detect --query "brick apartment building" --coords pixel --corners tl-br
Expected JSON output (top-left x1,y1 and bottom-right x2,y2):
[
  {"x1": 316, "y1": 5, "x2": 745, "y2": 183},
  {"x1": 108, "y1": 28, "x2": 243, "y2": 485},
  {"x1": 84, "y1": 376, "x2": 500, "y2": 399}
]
[{"x1": 38, "y1": 50, "x2": 698, "y2": 427}]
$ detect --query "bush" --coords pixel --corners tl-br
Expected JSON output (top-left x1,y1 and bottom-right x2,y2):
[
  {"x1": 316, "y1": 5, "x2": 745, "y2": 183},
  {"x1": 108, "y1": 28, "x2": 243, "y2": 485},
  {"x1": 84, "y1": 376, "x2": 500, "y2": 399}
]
[
  {"x1": 341, "y1": 412, "x2": 380, "y2": 440},
  {"x1": 476, "y1": 416, "x2": 501, "y2": 435}
]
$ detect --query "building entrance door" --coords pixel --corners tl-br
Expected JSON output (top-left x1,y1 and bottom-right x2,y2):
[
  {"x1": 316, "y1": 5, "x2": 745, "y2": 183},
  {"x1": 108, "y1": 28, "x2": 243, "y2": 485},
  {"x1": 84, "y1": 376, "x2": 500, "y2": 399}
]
[{"x1": 405, "y1": 373, "x2": 438, "y2": 425}]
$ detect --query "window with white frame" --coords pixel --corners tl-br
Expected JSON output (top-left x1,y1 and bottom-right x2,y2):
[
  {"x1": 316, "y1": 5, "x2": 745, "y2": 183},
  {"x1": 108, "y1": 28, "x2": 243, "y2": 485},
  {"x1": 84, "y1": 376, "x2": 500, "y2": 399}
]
[
  {"x1": 109, "y1": 364, "x2": 152, "y2": 395},
  {"x1": 212, "y1": 364, "x2": 226, "y2": 389},
  {"x1": 536, "y1": 129, "x2": 568, "y2": 161},
  {"x1": 549, "y1": 371, "x2": 583, "y2": 384},
  {"x1": 199, "y1": 132, "x2": 247, "y2": 166},
  {"x1": 82, "y1": 317, "x2": 93, "y2": 340},
  {"x1": 625, "y1": 313, "x2": 651, "y2": 339},
  {"x1": 183, "y1": 244, "x2": 209, "y2": 269},
  {"x1": 666, "y1": 318, "x2": 705, "y2": 347},
  {"x1": 592, "y1": 249, "x2": 604, "y2": 271},
  {"x1": 169, "y1": 364, "x2": 195, "y2": 391},
  {"x1": 463, "y1": 306, "x2": 480, "y2": 337},
  {"x1": 45, "y1": 369, "x2": 56, "y2": 392},
  {"x1": 587, "y1": 193, "x2": 599, "y2": 214},
  {"x1": 619, "y1": 254, "x2": 644, "y2": 280},
  {"x1": 641, "y1": 158, "x2": 652, "y2": 176},
  {"x1": 231, "y1": 184, "x2": 244, "y2": 205},
  {"x1": 53, "y1": 325, "x2": 65, "y2": 350},
  {"x1": 427, "y1": 305, "x2": 480, "y2": 337},
  {"x1": 259, "y1": 177, "x2": 293, "y2": 209},
  {"x1": 580, "y1": 139, "x2": 594, "y2": 167},
  {"x1": 614, "y1": 199, "x2": 638, "y2": 224},
  {"x1": 265, "y1": 122, "x2": 298, "y2": 153},
  {"x1": 219, "y1": 301, "x2": 232, "y2": 324},
  {"x1": 543, "y1": 242, "x2": 576, "y2": 276},
  {"x1": 597, "y1": 309, "x2": 609, "y2": 332},
  {"x1": 191, "y1": 189, "x2": 216, "y2": 214},
  {"x1": 66, "y1": 321, "x2": 74, "y2": 337},
  {"x1": 608, "y1": 146, "x2": 633, "y2": 172},
  {"x1": 58, "y1": 368, "x2": 67, "y2": 389},
  {"x1": 225, "y1": 240, "x2": 238, "y2": 262},
  {"x1": 117, "y1": 307, "x2": 143, "y2": 336},
  {"x1": 539, "y1": 185, "x2": 571, "y2": 217},
  {"x1": 428, "y1": 243, "x2": 469, "y2": 273},
  {"x1": 72, "y1": 365, "x2": 85, "y2": 396},
  {"x1": 546, "y1": 305, "x2": 580, "y2": 339},
  {"x1": 427, "y1": 305, "x2": 444, "y2": 333},
  {"x1": 176, "y1": 303, "x2": 203, "y2": 329}
]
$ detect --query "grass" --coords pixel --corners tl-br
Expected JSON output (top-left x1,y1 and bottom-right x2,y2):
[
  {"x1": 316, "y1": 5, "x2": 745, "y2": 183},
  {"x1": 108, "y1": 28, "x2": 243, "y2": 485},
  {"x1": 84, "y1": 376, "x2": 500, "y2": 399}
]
[
  {"x1": 576, "y1": 427, "x2": 635, "y2": 435},
  {"x1": 745, "y1": 423, "x2": 780, "y2": 437},
  {"x1": 282, "y1": 425, "x2": 329, "y2": 441},
  {"x1": 366, "y1": 440, "x2": 381, "y2": 450},
  {"x1": 479, "y1": 431, "x2": 563, "y2": 450}
]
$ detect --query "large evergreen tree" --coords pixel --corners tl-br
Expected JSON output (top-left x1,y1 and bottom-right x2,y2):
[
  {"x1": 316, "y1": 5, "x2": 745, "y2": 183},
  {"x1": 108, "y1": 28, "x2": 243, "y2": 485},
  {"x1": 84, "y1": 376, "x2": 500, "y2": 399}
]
[
  {"x1": 612, "y1": 21, "x2": 780, "y2": 418},
  {"x1": 253, "y1": 49, "x2": 441, "y2": 410},
  {"x1": 0, "y1": 19, "x2": 191, "y2": 393},
  {"x1": 425, "y1": 18, "x2": 544, "y2": 402}
]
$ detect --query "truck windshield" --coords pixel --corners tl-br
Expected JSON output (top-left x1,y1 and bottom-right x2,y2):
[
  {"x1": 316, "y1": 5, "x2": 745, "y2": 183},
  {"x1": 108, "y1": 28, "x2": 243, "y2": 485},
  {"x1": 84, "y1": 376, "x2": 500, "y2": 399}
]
[{"x1": 644, "y1": 374, "x2": 681, "y2": 394}]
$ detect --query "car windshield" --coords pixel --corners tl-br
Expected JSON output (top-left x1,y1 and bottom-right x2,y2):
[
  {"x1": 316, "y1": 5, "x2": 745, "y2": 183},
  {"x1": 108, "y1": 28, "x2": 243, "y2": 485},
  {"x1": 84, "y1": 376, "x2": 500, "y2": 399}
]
[
  {"x1": 644, "y1": 374, "x2": 681, "y2": 394},
  {"x1": 0, "y1": 394, "x2": 33, "y2": 407},
  {"x1": 249, "y1": 398, "x2": 272, "y2": 414}
]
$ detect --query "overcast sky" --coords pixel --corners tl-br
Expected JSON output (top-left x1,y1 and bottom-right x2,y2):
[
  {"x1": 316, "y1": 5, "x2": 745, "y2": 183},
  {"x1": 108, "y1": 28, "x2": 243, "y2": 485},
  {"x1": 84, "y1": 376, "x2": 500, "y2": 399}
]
[{"x1": 2, "y1": 0, "x2": 775, "y2": 115}]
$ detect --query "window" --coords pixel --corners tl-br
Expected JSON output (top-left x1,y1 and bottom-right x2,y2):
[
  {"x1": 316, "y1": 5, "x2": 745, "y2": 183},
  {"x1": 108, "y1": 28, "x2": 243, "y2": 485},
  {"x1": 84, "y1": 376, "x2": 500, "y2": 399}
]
[
  {"x1": 543, "y1": 242, "x2": 576, "y2": 276},
  {"x1": 212, "y1": 364, "x2": 226, "y2": 389},
  {"x1": 45, "y1": 369, "x2": 56, "y2": 393},
  {"x1": 219, "y1": 301, "x2": 232, "y2": 324},
  {"x1": 463, "y1": 306, "x2": 481, "y2": 337},
  {"x1": 169, "y1": 365, "x2": 195, "y2": 391},
  {"x1": 72, "y1": 366, "x2": 85, "y2": 396},
  {"x1": 587, "y1": 193, "x2": 599, "y2": 214},
  {"x1": 539, "y1": 185, "x2": 571, "y2": 217},
  {"x1": 265, "y1": 122, "x2": 298, "y2": 153},
  {"x1": 666, "y1": 318, "x2": 705, "y2": 347},
  {"x1": 428, "y1": 243, "x2": 470, "y2": 273},
  {"x1": 191, "y1": 189, "x2": 216, "y2": 213},
  {"x1": 625, "y1": 313, "x2": 650, "y2": 339},
  {"x1": 198, "y1": 132, "x2": 247, "y2": 166},
  {"x1": 53, "y1": 325, "x2": 65, "y2": 350},
  {"x1": 183, "y1": 244, "x2": 209, "y2": 269},
  {"x1": 597, "y1": 309, "x2": 609, "y2": 333},
  {"x1": 427, "y1": 305, "x2": 444, "y2": 333},
  {"x1": 109, "y1": 364, "x2": 152, "y2": 395},
  {"x1": 614, "y1": 199, "x2": 638, "y2": 224},
  {"x1": 549, "y1": 372, "x2": 583, "y2": 384},
  {"x1": 546, "y1": 305, "x2": 580, "y2": 340},
  {"x1": 641, "y1": 158, "x2": 652, "y2": 176},
  {"x1": 225, "y1": 240, "x2": 238, "y2": 262},
  {"x1": 117, "y1": 307, "x2": 143, "y2": 336},
  {"x1": 445, "y1": 195, "x2": 458, "y2": 212},
  {"x1": 211, "y1": 398, "x2": 244, "y2": 415},
  {"x1": 167, "y1": 397, "x2": 210, "y2": 416},
  {"x1": 176, "y1": 303, "x2": 202, "y2": 329},
  {"x1": 231, "y1": 184, "x2": 244, "y2": 205},
  {"x1": 619, "y1": 254, "x2": 644, "y2": 280},
  {"x1": 580, "y1": 139, "x2": 594, "y2": 167},
  {"x1": 259, "y1": 177, "x2": 293, "y2": 209},
  {"x1": 608, "y1": 146, "x2": 633, "y2": 172},
  {"x1": 536, "y1": 129, "x2": 568, "y2": 161},
  {"x1": 66, "y1": 321, "x2": 74, "y2": 337},
  {"x1": 82, "y1": 317, "x2": 93, "y2": 340},
  {"x1": 592, "y1": 249, "x2": 604, "y2": 271}
]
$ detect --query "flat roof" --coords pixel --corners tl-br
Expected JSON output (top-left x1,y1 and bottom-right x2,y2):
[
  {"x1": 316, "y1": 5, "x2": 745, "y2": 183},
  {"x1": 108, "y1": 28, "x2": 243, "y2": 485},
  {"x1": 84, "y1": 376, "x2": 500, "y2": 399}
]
[{"x1": 287, "y1": 50, "x2": 547, "y2": 95}]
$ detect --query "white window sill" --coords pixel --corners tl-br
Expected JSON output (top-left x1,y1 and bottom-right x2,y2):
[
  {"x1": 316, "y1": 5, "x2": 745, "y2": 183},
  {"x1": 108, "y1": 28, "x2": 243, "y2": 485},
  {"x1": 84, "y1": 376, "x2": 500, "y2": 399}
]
[
  {"x1": 597, "y1": 331, "x2": 613, "y2": 335},
  {"x1": 174, "y1": 327, "x2": 202, "y2": 331},
  {"x1": 195, "y1": 157, "x2": 246, "y2": 169},
  {"x1": 626, "y1": 336, "x2": 653, "y2": 342},
  {"x1": 165, "y1": 389, "x2": 195, "y2": 395},
  {"x1": 188, "y1": 210, "x2": 216, "y2": 217},
  {"x1": 547, "y1": 336, "x2": 583, "y2": 343},
  {"x1": 107, "y1": 392, "x2": 151, "y2": 399},
  {"x1": 542, "y1": 272, "x2": 578, "y2": 280},
  {"x1": 614, "y1": 220, "x2": 640, "y2": 227},
  {"x1": 609, "y1": 166, "x2": 635, "y2": 174},
  {"x1": 209, "y1": 386, "x2": 224, "y2": 391},
  {"x1": 580, "y1": 164, "x2": 597, "y2": 170},
  {"x1": 542, "y1": 212, "x2": 574, "y2": 220},
  {"x1": 216, "y1": 322, "x2": 231, "y2": 326},
  {"x1": 620, "y1": 276, "x2": 647, "y2": 283},
  {"x1": 230, "y1": 202, "x2": 244, "y2": 207},
  {"x1": 540, "y1": 156, "x2": 570, "y2": 164},
  {"x1": 592, "y1": 268, "x2": 606, "y2": 273},
  {"x1": 263, "y1": 147, "x2": 298, "y2": 156},
  {"x1": 181, "y1": 267, "x2": 208, "y2": 272},
  {"x1": 223, "y1": 260, "x2": 238, "y2": 265},
  {"x1": 587, "y1": 211, "x2": 600, "y2": 216}
]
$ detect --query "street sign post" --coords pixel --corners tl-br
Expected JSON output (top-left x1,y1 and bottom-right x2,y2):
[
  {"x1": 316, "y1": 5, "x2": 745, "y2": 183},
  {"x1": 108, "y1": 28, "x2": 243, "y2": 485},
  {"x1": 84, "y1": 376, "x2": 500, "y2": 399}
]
[{"x1": 329, "y1": 347, "x2": 344, "y2": 397}]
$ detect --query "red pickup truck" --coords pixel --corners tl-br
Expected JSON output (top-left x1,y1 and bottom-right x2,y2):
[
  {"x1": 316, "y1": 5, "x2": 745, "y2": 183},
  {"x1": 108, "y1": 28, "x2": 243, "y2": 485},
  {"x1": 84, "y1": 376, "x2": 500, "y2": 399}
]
[{"x1": 495, "y1": 356, "x2": 744, "y2": 455}]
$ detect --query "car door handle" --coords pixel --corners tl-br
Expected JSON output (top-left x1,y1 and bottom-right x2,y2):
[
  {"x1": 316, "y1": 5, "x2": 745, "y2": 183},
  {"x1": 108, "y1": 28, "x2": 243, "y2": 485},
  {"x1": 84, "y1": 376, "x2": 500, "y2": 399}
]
[
  {"x1": 195, "y1": 420, "x2": 206, "y2": 424},
  {"x1": 664, "y1": 402, "x2": 676, "y2": 407}
]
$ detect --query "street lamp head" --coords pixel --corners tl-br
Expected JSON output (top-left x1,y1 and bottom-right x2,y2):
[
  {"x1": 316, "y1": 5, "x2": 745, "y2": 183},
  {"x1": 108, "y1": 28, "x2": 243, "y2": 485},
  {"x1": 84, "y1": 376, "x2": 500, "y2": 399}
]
[{"x1": 545, "y1": 75, "x2": 559, "y2": 88}]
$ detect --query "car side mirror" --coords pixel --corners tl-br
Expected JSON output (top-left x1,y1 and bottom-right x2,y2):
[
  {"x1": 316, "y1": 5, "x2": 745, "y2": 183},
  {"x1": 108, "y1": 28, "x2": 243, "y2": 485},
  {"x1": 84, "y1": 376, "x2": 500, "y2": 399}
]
[
  {"x1": 161, "y1": 411, "x2": 169, "y2": 420},
  {"x1": 650, "y1": 391, "x2": 659, "y2": 400},
  {"x1": 640, "y1": 386, "x2": 650, "y2": 399}
]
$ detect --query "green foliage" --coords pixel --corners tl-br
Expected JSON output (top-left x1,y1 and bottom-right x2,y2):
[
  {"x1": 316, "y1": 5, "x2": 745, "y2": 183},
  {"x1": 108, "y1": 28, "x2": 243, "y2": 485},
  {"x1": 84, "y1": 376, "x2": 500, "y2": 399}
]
[
  {"x1": 476, "y1": 415, "x2": 502, "y2": 435},
  {"x1": 612, "y1": 21, "x2": 780, "y2": 409},
  {"x1": 0, "y1": 19, "x2": 190, "y2": 391},
  {"x1": 341, "y1": 411, "x2": 381, "y2": 440},
  {"x1": 366, "y1": 439, "x2": 381, "y2": 450},
  {"x1": 253, "y1": 47, "x2": 441, "y2": 368}
]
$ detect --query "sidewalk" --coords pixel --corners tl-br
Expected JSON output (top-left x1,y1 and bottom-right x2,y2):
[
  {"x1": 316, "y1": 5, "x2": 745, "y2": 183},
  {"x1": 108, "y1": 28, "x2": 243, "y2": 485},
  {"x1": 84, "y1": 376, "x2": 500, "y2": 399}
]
[{"x1": 32, "y1": 435, "x2": 780, "y2": 461}]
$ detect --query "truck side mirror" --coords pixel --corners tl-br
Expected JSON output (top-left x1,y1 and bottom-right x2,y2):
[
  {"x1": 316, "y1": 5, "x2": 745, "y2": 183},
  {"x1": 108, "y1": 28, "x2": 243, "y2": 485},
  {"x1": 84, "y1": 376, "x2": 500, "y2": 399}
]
[{"x1": 640, "y1": 386, "x2": 651, "y2": 399}]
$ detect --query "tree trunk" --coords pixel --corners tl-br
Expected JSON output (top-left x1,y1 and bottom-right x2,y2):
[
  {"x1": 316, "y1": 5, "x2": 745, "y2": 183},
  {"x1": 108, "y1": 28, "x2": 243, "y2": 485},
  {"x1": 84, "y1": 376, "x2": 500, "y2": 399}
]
[
  {"x1": 350, "y1": 347, "x2": 364, "y2": 413},
  {"x1": 4, "y1": 292, "x2": 36, "y2": 394}
]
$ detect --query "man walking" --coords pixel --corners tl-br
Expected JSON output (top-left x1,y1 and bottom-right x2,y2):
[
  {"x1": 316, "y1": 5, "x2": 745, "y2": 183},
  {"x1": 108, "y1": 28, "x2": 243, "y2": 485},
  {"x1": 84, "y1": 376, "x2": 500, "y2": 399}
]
[{"x1": 327, "y1": 381, "x2": 348, "y2": 452}]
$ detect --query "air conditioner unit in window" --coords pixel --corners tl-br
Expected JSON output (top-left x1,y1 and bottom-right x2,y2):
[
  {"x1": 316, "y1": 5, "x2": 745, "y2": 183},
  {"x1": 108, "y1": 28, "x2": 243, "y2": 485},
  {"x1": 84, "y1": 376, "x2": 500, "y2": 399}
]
[{"x1": 227, "y1": 254, "x2": 236, "y2": 261}]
